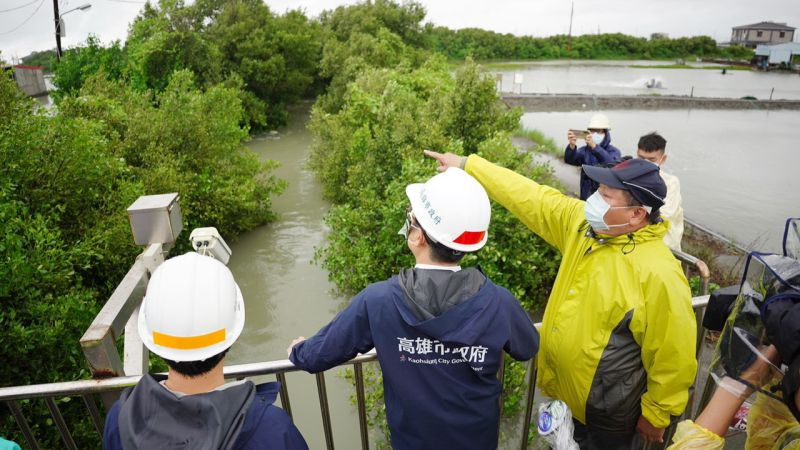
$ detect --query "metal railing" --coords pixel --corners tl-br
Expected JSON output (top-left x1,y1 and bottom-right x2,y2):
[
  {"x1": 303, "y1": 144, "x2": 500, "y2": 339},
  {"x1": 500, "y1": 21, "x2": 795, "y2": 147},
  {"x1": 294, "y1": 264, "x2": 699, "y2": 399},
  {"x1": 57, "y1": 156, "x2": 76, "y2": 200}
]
[
  {"x1": 673, "y1": 248, "x2": 712, "y2": 296},
  {"x1": 1, "y1": 296, "x2": 710, "y2": 450}
]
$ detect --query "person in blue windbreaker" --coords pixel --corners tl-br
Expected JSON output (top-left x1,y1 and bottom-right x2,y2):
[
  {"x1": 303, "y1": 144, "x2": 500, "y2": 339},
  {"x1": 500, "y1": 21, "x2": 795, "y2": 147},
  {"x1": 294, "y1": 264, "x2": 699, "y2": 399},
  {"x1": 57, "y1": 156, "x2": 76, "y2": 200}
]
[
  {"x1": 565, "y1": 113, "x2": 622, "y2": 199},
  {"x1": 288, "y1": 167, "x2": 539, "y2": 450}
]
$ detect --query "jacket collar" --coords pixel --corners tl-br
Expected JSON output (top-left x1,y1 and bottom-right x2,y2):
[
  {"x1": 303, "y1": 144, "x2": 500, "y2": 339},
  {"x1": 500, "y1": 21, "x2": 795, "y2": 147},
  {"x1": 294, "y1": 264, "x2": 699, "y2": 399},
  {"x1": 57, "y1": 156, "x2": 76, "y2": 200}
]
[{"x1": 585, "y1": 220, "x2": 667, "y2": 246}]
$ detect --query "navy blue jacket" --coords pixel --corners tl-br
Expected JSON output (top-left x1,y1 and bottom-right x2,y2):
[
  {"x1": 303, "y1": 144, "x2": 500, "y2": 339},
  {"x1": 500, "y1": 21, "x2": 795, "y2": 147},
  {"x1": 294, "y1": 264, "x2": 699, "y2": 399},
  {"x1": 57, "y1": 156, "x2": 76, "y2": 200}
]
[
  {"x1": 564, "y1": 131, "x2": 621, "y2": 199},
  {"x1": 290, "y1": 274, "x2": 539, "y2": 450},
  {"x1": 103, "y1": 379, "x2": 307, "y2": 450}
]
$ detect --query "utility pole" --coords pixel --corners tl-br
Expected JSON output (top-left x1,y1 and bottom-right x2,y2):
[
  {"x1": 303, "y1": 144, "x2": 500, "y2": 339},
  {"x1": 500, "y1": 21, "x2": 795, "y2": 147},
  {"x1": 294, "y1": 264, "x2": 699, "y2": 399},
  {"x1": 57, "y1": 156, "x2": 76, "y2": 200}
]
[
  {"x1": 53, "y1": 0, "x2": 62, "y2": 61},
  {"x1": 568, "y1": 2, "x2": 574, "y2": 37},
  {"x1": 567, "y1": 1, "x2": 574, "y2": 52}
]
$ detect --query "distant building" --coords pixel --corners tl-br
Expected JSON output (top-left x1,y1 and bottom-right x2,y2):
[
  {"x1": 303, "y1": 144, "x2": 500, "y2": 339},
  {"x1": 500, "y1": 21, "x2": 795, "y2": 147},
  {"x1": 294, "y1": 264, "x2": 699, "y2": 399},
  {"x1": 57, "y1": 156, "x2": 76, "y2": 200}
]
[
  {"x1": 754, "y1": 42, "x2": 800, "y2": 66},
  {"x1": 12, "y1": 65, "x2": 48, "y2": 96},
  {"x1": 731, "y1": 21, "x2": 795, "y2": 48}
]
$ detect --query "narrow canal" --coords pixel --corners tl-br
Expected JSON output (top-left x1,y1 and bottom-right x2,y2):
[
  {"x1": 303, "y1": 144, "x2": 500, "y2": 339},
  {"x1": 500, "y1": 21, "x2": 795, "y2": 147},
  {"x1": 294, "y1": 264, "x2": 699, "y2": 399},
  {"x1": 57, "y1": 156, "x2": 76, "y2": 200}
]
[
  {"x1": 224, "y1": 104, "x2": 362, "y2": 449},
  {"x1": 220, "y1": 105, "x2": 531, "y2": 449}
]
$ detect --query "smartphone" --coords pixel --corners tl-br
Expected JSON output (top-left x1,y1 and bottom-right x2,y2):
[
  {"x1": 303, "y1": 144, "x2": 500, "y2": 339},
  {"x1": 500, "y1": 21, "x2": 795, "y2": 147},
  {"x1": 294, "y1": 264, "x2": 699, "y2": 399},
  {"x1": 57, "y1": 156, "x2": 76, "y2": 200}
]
[{"x1": 569, "y1": 129, "x2": 589, "y2": 139}]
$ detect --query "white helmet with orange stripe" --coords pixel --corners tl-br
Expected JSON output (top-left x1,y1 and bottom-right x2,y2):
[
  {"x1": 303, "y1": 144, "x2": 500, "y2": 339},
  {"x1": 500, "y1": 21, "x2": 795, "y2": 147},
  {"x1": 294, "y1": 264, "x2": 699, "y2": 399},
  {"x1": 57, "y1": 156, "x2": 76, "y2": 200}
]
[
  {"x1": 138, "y1": 252, "x2": 245, "y2": 362},
  {"x1": 405, "y1": 167, "x2": 491, "y2": 252}
]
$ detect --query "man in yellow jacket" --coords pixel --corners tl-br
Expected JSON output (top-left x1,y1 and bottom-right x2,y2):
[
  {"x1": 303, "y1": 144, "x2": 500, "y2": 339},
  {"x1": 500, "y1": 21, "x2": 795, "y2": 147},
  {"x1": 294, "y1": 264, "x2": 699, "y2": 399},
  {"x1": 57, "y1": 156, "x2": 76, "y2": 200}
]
[{"x1": 425, "y1": 150, "x2": 697, "y2": 449}]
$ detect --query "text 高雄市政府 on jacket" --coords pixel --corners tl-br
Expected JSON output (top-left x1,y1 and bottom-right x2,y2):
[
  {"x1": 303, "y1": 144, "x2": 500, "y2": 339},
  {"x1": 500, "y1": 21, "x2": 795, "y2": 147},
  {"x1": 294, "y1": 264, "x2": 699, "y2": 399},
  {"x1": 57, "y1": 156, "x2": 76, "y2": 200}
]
[
  {"x1": 465, "y1": 154, "x2": 696, "y2": 434},
  {"x1": 290, "y1": 269, "x2": 538, "y2": 450}
]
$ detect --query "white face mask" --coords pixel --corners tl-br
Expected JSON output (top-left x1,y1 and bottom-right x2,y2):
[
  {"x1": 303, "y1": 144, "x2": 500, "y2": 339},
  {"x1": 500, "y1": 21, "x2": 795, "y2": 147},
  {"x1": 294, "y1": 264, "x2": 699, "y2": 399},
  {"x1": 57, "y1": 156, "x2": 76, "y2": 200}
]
[
  {"x1": 584, "y1": 191, "x2": 637, "y2": 232},
  {"x1": 590, "y1": 132, "x2": 605, "y2": 146},
  {"x1": 639, "y1": 155, "x2": 665, "y2": 167}
]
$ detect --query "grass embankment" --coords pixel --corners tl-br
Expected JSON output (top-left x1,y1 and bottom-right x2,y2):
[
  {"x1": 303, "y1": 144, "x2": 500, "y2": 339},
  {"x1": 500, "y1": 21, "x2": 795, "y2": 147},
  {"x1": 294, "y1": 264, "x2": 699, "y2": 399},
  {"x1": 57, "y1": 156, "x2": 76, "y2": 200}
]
[
  {"x1": 513, "y1": 126, "x2": 564, "y2": 157},
  {"x1": 471, "y1": 61, "x2": 752, "y2": 71},
  {"x1": 479, "y1": 59, "x2": 674, "y2": 70},
  {"x1": 629, "y1": 64, "x2": 751, "y2": 71}
]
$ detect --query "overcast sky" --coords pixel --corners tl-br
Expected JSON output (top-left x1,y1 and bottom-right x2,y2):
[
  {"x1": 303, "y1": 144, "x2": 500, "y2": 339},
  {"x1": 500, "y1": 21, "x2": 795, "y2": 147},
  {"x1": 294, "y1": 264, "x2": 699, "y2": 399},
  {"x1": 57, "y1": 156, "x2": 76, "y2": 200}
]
[{"x1": 2, "y1": 0, "x2": 799, "y2": 61}]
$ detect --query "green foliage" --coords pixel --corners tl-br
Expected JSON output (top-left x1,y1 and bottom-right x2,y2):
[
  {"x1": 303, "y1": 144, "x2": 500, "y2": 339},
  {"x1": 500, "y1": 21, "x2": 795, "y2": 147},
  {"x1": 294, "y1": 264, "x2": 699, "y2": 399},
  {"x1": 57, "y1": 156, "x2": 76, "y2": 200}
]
[
  {"x1": 515, "y1": 126, "x2": 563, "y2": 158},
  {"x1": 20, "y1": 48, "x2": 57, "y2": 72},
  {"x1": 58, "y1": 71, "x2": 285, "y2": 243},
  {"x1": 320, "y1": 0, "x2": 427, "y2": 49},
  {"x1": 52, "y1": 36, "x2": 127, "y2": 101},
  {"x1": 310, "y1": 49, "x2": 560, "y2": 444},
  {"x1": 0, "y1": 66, "x2": 283, "y2": 445},
  {"x1": 689, "y1": 275, "x2": 721, "y2": 297},
  {"x1": 0, "y1": 73, "x2": 138, "y2": 447},
  {"x1": 188, "y1": 0, "x2": 323, "y2": 128},
  {"x1": 444, "y1": 60, "x2": 520, "y2": 154},
  {"x1": 53, "y1": 0, "x2": 322, "y2": 131},
  {"x1": 315, "y1": 0, "x2": 430, "y2": 113},
  {"x1": 125, "y1": 0, "x2": 223, "y2": 93},
  {"x1": 426, "y1": 27, "x2": 755, "y2": 61}
]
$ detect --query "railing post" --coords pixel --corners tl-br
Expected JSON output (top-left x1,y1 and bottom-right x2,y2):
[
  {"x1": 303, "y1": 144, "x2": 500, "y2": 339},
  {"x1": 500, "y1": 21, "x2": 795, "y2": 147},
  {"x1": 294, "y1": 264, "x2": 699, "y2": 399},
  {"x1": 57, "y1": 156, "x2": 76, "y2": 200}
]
[
  {"x1": 354, "y1": 363, "x2": 370, "y2": 450},
  {"x1": 520, "y1": 358, "x2": 538, "y2": 450},
  {"x1": 497, "y1": 351, "x2": 506, "y2": 442},
  {"x1": 315, "y1": 372, "x2": 335, "y2": 450},
  {"x1": 6, "y1": 400, "x2": 40, "y2": 450},
  {"x1": 123, "y1": 244, "x2": 162, "y2": 376},
  {"x1": 81, "y1": 258, "x2": 150, "y2": 410},
  {"x1": 671, "y1": 249, "x2": 711, "y2": 296},
  {"x1": 275, "y1": 372, "x2": 293, "y2": 419},
  {"x1": 81, "y1": 333, "x2": 125, "y2": 380},
  {"x1": 44, "y1": 397, "x2": 77, "y2": 450},
  {"x1": 82, "y1": 394, "x2": 105, "y2": 437}
]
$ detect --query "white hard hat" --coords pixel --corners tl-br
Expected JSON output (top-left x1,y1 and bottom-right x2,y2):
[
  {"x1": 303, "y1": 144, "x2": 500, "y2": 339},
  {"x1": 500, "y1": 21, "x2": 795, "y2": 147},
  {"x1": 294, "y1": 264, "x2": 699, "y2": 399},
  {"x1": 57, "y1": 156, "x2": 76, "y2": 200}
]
[
  {"x1": 405, "y1": 167, "x2": 491, "y2": 252},
  {"x1": 138, "y1": 252, "x2": 245, "y2": 362},
  {"x1": 587, "y1": 113, "x2": 610, "y2": 130}
]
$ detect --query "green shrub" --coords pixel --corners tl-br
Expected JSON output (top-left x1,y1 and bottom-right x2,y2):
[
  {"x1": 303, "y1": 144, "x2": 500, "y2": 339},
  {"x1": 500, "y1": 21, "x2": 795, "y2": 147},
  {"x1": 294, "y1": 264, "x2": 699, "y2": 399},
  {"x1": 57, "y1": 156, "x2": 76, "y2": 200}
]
[
  {"x1": 310, "y1": 56, "x2": 560, "y2": 446},
  {"x1": 0, "y1": 66, "x2": 284, "y2": 447}
]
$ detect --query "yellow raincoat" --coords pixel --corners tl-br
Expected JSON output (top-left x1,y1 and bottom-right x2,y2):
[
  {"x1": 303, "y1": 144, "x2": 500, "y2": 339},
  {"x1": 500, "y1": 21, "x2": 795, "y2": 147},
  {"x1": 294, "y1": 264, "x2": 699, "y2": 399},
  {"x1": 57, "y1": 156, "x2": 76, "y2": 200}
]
[
  {"x1": 465, "y1": 155, "x2": 697, "y2": 431},
  {"x1": 668, "y1": 393, "x2": 800, "y2": 449}
]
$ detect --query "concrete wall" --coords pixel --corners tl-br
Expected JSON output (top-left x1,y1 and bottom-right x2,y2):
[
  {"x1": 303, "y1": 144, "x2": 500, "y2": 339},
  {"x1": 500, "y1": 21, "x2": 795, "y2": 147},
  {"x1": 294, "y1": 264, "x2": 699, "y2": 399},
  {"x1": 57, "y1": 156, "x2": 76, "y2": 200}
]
[
  {"x1": 502, "y1": 93, "x2": 800, "y2": 112},
  {"x1": 14, "y1": 67, "x2": 47, "y2": 96},
  {"x1": 746, "y1": 29, "x2": 793, "y2": 44},
  {"x1": 732, "y1": 28, "x2": 794, "y2": 47}
]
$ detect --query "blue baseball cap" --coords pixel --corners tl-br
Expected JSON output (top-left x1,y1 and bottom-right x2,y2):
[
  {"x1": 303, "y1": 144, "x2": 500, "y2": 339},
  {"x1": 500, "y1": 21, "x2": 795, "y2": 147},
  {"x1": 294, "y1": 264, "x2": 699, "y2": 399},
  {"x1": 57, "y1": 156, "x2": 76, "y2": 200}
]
[{"x1": 582, "y1": 159, "x2": 666, "y2": 209}]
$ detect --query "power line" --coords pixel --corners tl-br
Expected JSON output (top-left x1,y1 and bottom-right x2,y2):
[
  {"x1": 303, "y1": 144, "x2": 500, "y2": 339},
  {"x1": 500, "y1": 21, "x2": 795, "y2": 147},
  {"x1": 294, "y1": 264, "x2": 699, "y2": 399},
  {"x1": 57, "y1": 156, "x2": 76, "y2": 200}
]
[
  {"x1": 0, "y1": 0, "x2": 40, "y2": 13},
  {"x1": 0, "y1": 0, "x2": 45, "y2": 35}
]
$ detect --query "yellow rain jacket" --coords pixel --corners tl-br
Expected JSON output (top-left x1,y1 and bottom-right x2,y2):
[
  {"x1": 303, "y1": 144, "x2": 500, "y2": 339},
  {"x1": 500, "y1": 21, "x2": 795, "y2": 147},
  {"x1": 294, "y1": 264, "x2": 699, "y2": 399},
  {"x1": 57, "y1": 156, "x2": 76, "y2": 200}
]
[
  {"x1": 668, "y1": 393, "x2": 800, "y2": 449},
  {"x1": 465, "y1": 155, "x2": 697, "y2": 432}
]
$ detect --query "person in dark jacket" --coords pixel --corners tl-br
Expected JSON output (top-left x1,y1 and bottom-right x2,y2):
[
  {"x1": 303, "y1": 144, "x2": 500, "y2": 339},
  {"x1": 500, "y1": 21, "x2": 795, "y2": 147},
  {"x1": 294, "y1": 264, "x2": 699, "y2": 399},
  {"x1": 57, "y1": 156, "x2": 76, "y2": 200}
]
[
  {"x1": 103, "y1": 252, "x2": 307, "y2": 450},
  {"x1": 288, "y1": 168, "x2": 539, "y2": 450},
  {"x1": 565, "y1": 113, "x2": 622, "y2": 199}
]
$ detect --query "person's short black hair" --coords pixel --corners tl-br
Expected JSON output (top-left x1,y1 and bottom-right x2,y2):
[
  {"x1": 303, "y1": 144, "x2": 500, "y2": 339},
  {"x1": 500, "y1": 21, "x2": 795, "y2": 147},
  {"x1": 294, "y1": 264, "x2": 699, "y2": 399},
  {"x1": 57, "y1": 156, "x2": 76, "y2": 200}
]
[
  {"x1": 163, "y1": 349, "x2": 228, "y2": 378},
  {"x1": 409, "y1": 212, "x2": 466, "y2": 264},
  {"x1": 638, "y1": 132, "x2": 667, "y2": 153},
  {"x1": 418, "y1": 227, "x2": 465, "y2": 264}
]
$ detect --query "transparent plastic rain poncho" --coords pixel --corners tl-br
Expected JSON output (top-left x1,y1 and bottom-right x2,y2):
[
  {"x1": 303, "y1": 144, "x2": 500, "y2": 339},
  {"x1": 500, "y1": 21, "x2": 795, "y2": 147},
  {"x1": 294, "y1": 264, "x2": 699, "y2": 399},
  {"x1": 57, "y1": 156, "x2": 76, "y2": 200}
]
[
  {"x1": 785, "y1": 218, "x2": 800, "y2": 261},
  {"x1": 703, "y1": 218, "x2": 800, "y2": 449}
]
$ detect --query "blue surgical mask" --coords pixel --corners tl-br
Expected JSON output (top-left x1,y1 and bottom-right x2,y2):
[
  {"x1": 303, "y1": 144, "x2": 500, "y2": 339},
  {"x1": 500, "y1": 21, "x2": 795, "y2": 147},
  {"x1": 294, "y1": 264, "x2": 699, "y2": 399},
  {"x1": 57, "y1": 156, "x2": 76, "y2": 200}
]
[
  {"x1": 591, "y1": 132, "x2": 605, "y2": 146},
  {"x1": 584, "y1": 191, "x2": 632, "y2": 231}
]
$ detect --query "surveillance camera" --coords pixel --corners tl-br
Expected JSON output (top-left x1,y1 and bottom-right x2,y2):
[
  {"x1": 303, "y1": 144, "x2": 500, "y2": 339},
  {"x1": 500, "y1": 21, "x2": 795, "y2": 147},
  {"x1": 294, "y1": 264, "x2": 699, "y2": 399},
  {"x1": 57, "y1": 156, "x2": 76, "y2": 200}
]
[{"x1": 189, "y1": 227, "x2": 232, "y2": 265}]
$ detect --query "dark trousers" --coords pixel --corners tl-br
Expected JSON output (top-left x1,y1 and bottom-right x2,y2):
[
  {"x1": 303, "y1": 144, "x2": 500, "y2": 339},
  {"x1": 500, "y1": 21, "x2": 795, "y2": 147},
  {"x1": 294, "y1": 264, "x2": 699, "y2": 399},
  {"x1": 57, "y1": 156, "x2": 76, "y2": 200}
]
[{"x1": 572, "y1": 419, "x2": 637, "y2": 450}]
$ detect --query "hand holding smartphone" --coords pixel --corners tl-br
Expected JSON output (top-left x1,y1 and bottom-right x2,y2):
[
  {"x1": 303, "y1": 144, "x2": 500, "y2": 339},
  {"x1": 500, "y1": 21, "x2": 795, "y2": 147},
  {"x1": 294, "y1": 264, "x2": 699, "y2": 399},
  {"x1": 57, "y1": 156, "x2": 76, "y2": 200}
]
[{"x1": 568, "y1": 129, "x2": 590, "y2": 139}]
